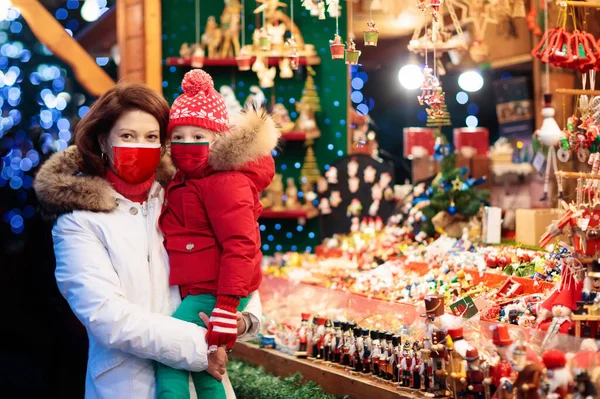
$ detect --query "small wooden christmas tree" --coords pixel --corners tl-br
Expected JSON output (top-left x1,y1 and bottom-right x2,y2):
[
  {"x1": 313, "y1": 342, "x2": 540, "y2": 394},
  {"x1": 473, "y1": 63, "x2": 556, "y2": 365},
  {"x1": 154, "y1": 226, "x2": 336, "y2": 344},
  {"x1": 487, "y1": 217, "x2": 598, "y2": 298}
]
[
  {"x1": 300, "y1": 145, "x2": 321, "y2": 184},
  {"x1": 426, "y1": 100, "x2": 451, "y2": 131},
  {"x1": 296, "y1": 67, "x2": 321, "y2": 113}
]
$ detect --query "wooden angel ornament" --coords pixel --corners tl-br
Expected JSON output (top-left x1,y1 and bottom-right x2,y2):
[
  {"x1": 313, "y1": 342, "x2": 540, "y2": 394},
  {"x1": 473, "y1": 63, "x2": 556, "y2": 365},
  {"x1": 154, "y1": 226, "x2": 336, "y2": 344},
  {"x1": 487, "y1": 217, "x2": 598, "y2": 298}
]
[{"x1": 537, "y1": 94, "x2": 565, "y2": 201}]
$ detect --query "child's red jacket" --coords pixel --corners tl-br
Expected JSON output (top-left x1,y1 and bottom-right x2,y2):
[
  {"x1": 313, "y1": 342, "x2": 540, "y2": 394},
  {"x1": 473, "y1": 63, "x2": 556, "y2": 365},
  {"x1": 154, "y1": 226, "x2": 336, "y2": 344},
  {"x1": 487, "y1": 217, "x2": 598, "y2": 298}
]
[{"x1": 159, "y1": 109, "x2": 279, "y2": 303}]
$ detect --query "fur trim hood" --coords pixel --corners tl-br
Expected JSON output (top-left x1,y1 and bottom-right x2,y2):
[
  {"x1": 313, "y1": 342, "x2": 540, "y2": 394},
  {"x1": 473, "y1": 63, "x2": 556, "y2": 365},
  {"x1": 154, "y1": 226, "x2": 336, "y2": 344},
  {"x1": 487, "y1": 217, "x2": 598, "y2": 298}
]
[
  {"x1": 33, "y1": 146, "x2": 175, "y2": 221},
  {"x1": 208, "y1": 107, "x2": 281, "y2": 171}
]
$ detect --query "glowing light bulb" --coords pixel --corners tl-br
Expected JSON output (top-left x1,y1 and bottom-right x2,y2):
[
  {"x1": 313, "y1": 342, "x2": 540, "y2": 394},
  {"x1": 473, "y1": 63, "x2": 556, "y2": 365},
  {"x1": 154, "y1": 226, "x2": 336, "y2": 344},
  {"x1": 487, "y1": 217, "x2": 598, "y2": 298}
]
[
  {"x1": 458, "y1": 70, "x2": 484, "y2": 92},
  {"x1": 0, "y1": 0, "x2": 12, "y2": 21},
  {"x1": 81, "y1": 0, "x2": 101, "y2": 22},
  {"x1": 398, "y1": 64, "x2": 423, "y2": 90}
]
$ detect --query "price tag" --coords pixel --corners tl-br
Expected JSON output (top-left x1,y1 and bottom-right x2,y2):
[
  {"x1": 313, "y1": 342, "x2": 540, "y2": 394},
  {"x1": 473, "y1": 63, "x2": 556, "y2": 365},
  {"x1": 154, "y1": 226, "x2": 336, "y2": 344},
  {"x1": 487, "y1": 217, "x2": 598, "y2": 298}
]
[
  {"x1": 579, "y1": 217, "x2": 590, "y2": 231},
  {"x1": 449, "y1": 296, "x2": 479, "y2": 319},
  {"x1": 532, "y1": 151, "x2": 547, "y2": 176}
]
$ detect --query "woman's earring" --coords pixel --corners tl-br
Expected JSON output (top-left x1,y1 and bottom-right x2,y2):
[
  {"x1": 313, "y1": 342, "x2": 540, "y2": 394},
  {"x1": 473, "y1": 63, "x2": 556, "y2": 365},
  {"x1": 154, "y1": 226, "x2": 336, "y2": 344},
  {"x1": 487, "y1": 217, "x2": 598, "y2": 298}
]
[{"x1": 101, "y1": 152, "x2": 108, "y2": 163}]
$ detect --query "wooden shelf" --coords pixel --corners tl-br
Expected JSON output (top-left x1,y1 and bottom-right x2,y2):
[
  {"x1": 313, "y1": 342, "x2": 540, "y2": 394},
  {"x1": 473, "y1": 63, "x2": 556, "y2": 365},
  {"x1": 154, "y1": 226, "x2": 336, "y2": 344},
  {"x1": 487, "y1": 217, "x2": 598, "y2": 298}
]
[
  {"x1": 166, "y1": 56, "x2": 321, "y2": 68},
  {"x1": 281, "y1": 131, "x2": 308, "y2": 141},
  {"x1": 260, "y1": 209, "x2": 318, "y2": 220},
  {"x1": 232, "y1": 342, "x2": 412, "y2": 399}
]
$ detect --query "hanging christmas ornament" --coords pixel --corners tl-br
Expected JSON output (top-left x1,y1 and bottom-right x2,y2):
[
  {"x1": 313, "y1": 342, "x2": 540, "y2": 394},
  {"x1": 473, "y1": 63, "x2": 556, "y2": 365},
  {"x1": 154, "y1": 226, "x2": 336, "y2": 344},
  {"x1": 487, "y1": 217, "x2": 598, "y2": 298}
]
[
  {"x1": 426, "y1": 86, "x2": 446, "y2": 119},
  {"x1": 347, "y1": 198, "x2": 363, "y2": 217},
  {"x1": 325, "y1": 166, "x2": 338, "y2": 183},
  {"x1": 236, "y1": 0, "x2": 252, "y2": 71},
  {"x1": 349, "y1": 176, "x2": 360, "y2": 193},
  {"x1": 345, "y1": 39, "x2": 361, "y2": 65},
  {"x1": 364, "y1": 20, "x2": 379, "y2": 46},
  {"x1": 418, "y1": 67, "x2": 437, "y2": 105},
  {"x1": 191, "y1": 0, "x2": 204, "y2": 68},
  {"x1": 302, "y1": 0, "x2": 313, "y2": 10},
  {"x1": 329, "y1": 1, "x2": 344, "y2": 60},
  {"x1": 279, "y1": 58, "x2": 294, "y2": 78},
  {"x1": 288, "y1": 0, "x2": 299, "y2": 70},
  {"x1": 318, "y1": 0, "x2": 326, "y2": 19},
  {"x1": 327, "y1": 0, "x2": 340, "y2": 17},
  {"x1": 330, "y1": 191, "x2": 342, "y2": 207},
  {"x1": 310, "y1": 0, "x2": 320, "y2": 16},
  {"x1": 448, "y1": 198, "x2": 457, "y2": 215},
  {"x1": 537, "y1": 94, "x2": 565, "y2": 200}
]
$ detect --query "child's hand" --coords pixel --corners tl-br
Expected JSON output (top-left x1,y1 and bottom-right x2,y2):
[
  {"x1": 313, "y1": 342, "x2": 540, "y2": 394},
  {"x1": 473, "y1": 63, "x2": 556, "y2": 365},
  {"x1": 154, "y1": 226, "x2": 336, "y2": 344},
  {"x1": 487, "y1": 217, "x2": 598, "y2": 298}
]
[
  {"x1": 237, "y1": 312, "x2": 247, "y2": 336},
  {"x1": 206, "y1": 347, "x2": 228, "y2": 381}
]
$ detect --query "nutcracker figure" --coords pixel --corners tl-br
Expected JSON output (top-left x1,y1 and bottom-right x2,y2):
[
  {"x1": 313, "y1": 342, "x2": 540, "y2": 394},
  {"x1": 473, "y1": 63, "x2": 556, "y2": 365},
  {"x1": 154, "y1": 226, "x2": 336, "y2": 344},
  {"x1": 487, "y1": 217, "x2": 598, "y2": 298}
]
[
  {"x1": 514, "y1": 363, "x2": 543, "y2": 399},
  {"x1": 490, "y1": 325, "x2": 516, "y2": 399},
  {"x1": 352, "y1": 327, "x2": 364, "y2": 373},
  {"x1": 412, "y1": 341, "x2": 423, "y2": 390},
  {"x1": 312, "y1": 317, "x2": 326, "y2": 360},
  {"x1": 420, "y1": 338, "x2": 433, "y2": 392},
  {"x1": 582, "y1": 261, "x2": 600, "y2": 304},
  {"x1": 447, "y1": 328, "x2": 469, "y2": 399},
  {"x1": 401, "y1": 340, "x2": 413, "y2": 387},
  {"x1": 322, "y1": 319, "x2": 333, "y2": 362},
  {"x1": 378, "y1": 331, "x2": 390, "y2": 379},
  {"x1": 308, "y1": 316, "x2": 319, "y2": 358},
  {"x1": 392, "y1": 335, "x2": 401, "y2": 384},
  {"x1": 363, "y1": 329, "x2": 375, "y2": 375},
  {"x1": 338, "y1": 322, "x2": 349, "y2": 365},
  {"x1": 384, "y1": 333, "x2": 395, "y2": 381},
  {"x1": 329, "y1": 320, "x2": 342, "y2": 363},
  {"x1": 295, "y1": 312, "x2": 311, "y2": 357},
  {"x1": 371, "y1": 330, "x2": 382, "y2": 377},
  {"x1": 573, "y1": 371, "x2": 597, "y2": 399},
  {"x1": 332, "y1": 321, "x2": 343, "y2": 363},
  {"x1": 423, "y1": 295, "x2": 447, "y2": 397},
  {"x1": 342, "y1": 322, "x2": 355, "y2": 367},
  {"x1": 465, "y1": 348, "x2": 485, "y2": 399}
]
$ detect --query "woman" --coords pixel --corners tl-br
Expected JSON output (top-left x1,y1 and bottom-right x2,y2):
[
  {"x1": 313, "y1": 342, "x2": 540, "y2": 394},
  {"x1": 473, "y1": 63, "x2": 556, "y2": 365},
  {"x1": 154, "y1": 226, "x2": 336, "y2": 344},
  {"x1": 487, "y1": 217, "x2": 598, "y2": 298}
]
[{"x1": 33, "y1": 83, "x2": 262, "y2": 399}]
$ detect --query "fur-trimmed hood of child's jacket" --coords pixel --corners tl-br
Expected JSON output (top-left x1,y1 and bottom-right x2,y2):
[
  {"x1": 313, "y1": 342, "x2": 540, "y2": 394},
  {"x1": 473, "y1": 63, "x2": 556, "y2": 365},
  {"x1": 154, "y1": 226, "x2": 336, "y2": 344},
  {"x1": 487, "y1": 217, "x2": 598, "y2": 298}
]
[{"x1": 33, "y1": 107, "x2": 280, "y2": 221}]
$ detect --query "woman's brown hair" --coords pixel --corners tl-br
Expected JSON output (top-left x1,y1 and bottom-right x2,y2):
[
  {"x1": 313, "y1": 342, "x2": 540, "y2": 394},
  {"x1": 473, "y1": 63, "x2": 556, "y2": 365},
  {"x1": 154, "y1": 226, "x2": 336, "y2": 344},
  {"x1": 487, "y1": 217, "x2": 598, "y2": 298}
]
[{"x1": 74, "y1": 82, "x2": 170, "y2": 176}]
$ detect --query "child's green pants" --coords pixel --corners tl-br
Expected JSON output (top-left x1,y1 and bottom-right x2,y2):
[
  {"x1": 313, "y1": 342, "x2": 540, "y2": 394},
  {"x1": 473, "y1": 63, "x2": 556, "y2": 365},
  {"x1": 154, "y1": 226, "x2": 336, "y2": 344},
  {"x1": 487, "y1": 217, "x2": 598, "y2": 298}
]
[{"x1": 156, "y1": 294, "x2": 249, "y2": 399}]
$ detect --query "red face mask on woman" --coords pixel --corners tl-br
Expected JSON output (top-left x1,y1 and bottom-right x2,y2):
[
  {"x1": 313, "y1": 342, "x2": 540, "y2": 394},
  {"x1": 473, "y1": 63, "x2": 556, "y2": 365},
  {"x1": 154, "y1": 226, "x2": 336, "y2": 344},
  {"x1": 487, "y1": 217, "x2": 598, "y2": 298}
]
[
  {"x1": 111, "y1": 143, "x2": 161, "y2": 184},
  {"x1": 170, "y1": 142, "x2": 210, "y2": 176}
]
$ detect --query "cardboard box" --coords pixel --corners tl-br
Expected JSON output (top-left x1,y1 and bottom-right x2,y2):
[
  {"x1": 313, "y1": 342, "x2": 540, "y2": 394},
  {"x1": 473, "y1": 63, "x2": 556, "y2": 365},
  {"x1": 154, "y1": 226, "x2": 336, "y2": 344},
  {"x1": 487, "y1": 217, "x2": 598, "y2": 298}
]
[{"x1": 515, "y1": 208, "x2": 569, "y2": 247}]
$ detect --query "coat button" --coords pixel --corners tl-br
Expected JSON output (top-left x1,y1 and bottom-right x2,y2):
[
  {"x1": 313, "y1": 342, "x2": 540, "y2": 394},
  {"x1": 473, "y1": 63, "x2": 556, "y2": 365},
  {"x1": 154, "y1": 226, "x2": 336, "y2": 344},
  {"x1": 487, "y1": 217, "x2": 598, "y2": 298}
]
[
  {"x1": 186, "y1": 243, "x2": 195, "y2": 251},
  {"x1": 129, "y1": 207, "x2": 138, "y2": 215}
]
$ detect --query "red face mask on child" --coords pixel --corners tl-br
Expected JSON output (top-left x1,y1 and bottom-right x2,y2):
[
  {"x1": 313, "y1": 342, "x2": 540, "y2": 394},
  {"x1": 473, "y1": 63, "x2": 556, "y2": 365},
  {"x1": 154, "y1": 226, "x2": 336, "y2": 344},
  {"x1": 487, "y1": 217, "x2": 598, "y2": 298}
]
[
  {"x1": 170, "y1": 142, "x2": 210, "y2": 176},
  {"x1": 111, "y1": 143, "x2": 161, "y2": 184}
]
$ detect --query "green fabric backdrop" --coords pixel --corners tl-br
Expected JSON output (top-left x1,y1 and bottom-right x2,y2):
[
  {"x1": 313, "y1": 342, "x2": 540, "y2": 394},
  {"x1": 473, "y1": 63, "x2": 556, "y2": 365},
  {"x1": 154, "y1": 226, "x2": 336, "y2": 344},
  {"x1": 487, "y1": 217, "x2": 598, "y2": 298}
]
[{"x1": 162, "y1": 0, "x2": 348, "y2": 254}]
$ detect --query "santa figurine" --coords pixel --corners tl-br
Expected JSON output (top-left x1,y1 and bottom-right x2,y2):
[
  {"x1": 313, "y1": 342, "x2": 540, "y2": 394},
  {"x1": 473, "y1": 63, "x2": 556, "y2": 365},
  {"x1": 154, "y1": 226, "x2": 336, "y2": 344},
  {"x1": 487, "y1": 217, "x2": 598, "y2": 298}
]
[
  {"x1": 542, "y1": 350, "x2": 572, "y2": 399},
  {"x1": 489, "y1": 324, "x2": 516, "y2": 399},
  {"x1": 295, "y1": 313, "x2": 311, "y2": 357},
  {"x1": 465, "y1": 348, "x2": 485, "y2": 399}
]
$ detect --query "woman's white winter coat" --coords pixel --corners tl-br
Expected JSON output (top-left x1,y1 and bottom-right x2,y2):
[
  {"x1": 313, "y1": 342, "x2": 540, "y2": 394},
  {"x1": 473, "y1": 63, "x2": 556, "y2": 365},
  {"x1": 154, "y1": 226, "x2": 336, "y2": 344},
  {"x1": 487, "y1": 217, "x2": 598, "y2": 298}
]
[{"x1": 34, "y1": 146, "x2": 261, "y2": 399}]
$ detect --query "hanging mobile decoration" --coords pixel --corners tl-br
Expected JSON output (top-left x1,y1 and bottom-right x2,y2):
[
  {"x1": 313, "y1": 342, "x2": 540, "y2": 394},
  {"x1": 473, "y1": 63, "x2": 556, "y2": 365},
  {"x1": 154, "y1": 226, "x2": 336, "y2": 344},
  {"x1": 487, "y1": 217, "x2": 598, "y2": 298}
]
[
  {"x1": 329, "y1": 0, "x2": 345, "y2": 60},
  {"x1": 318, "y1": 0, "x2": 326, "y2": 19},
  {"x1": 287, "y1": 0, "x2": 299, "y2": 70},
  {"x1": 537, "y1": 94, "x2": 565, "y2": 201},
  {"x1": 363, "y1": 1, "x2": 379, "y2": 47},
  {"x1": 345, "y1": 2, "x2": 361, "y2": 65},
  {"x1": 345, "y1": 39, "x2": 361, "y2": 65},
  {"x1": 191, "y1": 0, "x2": 205, "y2": 68},
  {"x1": 236, "y1": 0, "x2": 252, "y2": 71}
]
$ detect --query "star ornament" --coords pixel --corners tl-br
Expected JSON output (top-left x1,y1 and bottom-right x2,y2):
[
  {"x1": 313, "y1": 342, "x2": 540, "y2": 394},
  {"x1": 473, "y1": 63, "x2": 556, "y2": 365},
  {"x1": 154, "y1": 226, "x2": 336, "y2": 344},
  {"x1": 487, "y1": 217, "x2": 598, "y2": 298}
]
[{"x1": 452, "y1": 176, "x2": 463, "y2": 191}]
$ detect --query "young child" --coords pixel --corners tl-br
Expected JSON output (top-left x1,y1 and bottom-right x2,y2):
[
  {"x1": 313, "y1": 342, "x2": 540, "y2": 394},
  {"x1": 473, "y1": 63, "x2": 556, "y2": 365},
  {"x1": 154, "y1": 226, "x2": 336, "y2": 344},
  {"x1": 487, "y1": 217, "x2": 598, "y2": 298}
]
[{"x1": 156, "y1": 69, "x2": 279, "y2": 398}]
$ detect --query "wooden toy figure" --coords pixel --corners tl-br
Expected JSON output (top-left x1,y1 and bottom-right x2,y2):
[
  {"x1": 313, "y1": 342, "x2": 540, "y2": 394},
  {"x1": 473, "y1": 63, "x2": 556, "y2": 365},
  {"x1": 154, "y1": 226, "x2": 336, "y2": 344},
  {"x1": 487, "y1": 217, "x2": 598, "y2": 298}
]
[
  {"x1": 322, "y1": 319, "x2": 333, "y2": 362},
  {"x1": 514, "y1": 363, "x2": 543, "y2": 399},
  {"x1": 371, "y1": 331, "x2": 382, "y2": 378},
  {"x1": 378, "y1": 331, "x2": 390, "y2": 379},
  {"x1": 285, "y1": 177, "x2": 299, "y2": 209},
  {"x1": 423, "y1": 294, "x2": 447, "y2": 396},
  {"x1": 541, "y1": 350, "x2": 572, "y2": 399},
  {"x1": 347, "y1": 322, "x2": 357, "y2": 369},
  {"x1": 465, "y1": 348, "x2": 485, "y2": 399},
  {"x1": 295, "y1": 312, "x2": 311, "y2": 357},
  {"x1": 308, "y1": 316, "x2": 318, "y2": 358},
  {"x1": 352, "y1": 327, "x2": 364, "y2": 373},
  {"x1": 363, "y1": 330, "x2": 376, "y2": 375},
  {"x1": 573, "y1": 371, "x2": 598, "y2": 399},
  {"x1": 400, "y1": 340, "x2": 412, "y2": 387},
  {"x1": 311, "y1": 317, "x2": 326, "y2": 360},
  {"x1": 490, "y1": 325, "x2": 516, "y2": 399},
  {"x1": 330, "y1": 320, "x2": 342, "y2": 363},
  {"x1": 392, "y1": 336, "x2": 402, "y2": 384},
  {"x1": 412, "y1": 341, "x2": 422, "y2": 390},
  {"x1": 341, "y1": 322, "x2": 352, "y2": 367},
  {"x1": 384, "y1": 333, "x2": 395, "y2": 381}
]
